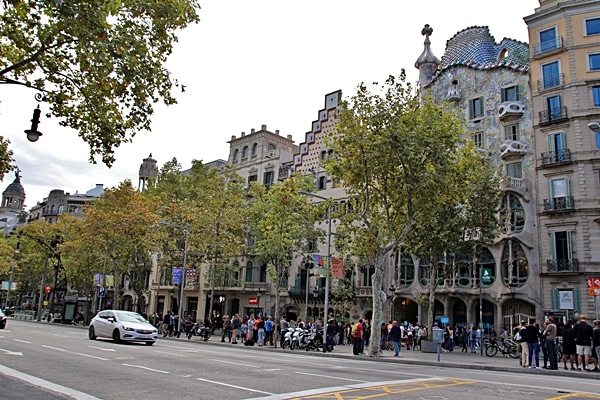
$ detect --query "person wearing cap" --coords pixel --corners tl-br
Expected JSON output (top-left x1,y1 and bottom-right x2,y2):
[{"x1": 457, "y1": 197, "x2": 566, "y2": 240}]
[{"x1": 573, "y1": 315, "x2": 593, "y2": 371}]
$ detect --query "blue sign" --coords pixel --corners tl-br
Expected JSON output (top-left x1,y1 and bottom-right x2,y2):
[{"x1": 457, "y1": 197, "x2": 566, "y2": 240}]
[
  {"x1": 172, "y1": 268, "x2": 183, "y2": 284},
  {"x1": 98, "y1": 286, "x2": 106, "y2": 298},
  {"x1": 440, "y1": 317, "x2": 449, "y2": 324}
]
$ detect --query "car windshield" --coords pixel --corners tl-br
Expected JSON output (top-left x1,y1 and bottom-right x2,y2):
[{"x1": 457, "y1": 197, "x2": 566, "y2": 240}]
[{"x1": 114, "y1": 312, "x2": 147, "y2": 323}]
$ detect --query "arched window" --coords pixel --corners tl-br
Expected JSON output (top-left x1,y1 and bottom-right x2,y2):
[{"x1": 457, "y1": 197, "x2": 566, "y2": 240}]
[
  {"x1": 501, "y1": 240, "x2": 528, "y2": 286},
  {"x1": 242, "y1": 146, "x2": 249, "y2": 159},
  {"x1": 395, "y1": 251, "x2": 414, "y2": 288},
  {"x1": 500, "y1": 194, "x2": 525, "y2": 234},
  {"x1": 259, "y1": 264, "x2": 267, "y2": 282},
  {"x1": 233, "y1": 149, "x2": 239, "y2": 162},
  {"x1": 245, "y1": 261, "x2": 253, "y2": 282},
  {"x1": 58, "y1": 205, "x2": 64, "y2": 214},
  {"x1": 251, "y1": 143, "x2": 258, "y2": 156},
  {"x1": 321, "y1": 150, "x2": 327, "y2": 160},
  {"x1": 268, "y1": 143, "x2": 276, "y2": 151}
]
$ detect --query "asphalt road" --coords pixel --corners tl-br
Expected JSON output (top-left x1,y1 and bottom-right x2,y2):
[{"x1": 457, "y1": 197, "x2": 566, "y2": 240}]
[{"x1": 1, "y1": 320, "x2": 599, "y2": 400}]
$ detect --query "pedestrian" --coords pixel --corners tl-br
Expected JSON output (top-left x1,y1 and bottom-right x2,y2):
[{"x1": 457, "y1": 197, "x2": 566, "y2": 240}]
[
  {"x1": 352, "y1": 320, "x2": 363, "y2": 355},
  {"x1": 221, "y1": 315, "x2": 231, "y2": 342},
  {"x1": 515, "y1": 321, "x2": 528, "y2": 367},
  {"x1": 469, "y1": 324, "x2": 478, "y2": 353},
  {"x1": 162, "y1": 312, "x2": 170, "y2": 337},
  {"x1": 389, "y1": 321, "x2": 402, "y2": 356},
  {"x1": 279, "y1": 316, "x2": 289, "y2": 347},
  {"x1": 562, "y1": 319, "x2": 577, "y2": 370},
  {"x1": 542, "y1": 317, "x2": 558, "y2": 370},
  {"x1": 265, "y1": 316, "x2": 274, "y2": 346},
  {"x1": 257, "y1": 316, "x2": 266, "y2": 346},
  {"x1": 230, "y1": 314, "x2": 240, "y2": 344},
  {"x1": 592, "y1": 319, "x2": 600, "y2": 372},
  {"x1": 573, "y1": 315, "x2": 594, "y2": 371},
  {"x1": 525, "y1": 318, "x2": 541, "y2": 369}
]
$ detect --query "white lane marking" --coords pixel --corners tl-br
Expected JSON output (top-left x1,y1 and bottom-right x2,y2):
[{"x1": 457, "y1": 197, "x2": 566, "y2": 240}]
[
  {"x1": 122, "y1": 363, "x2": 170, "y2": 374},
  {"x1": 41, "y1": 345, "x2": 108, "y2": 361},
  {"x1": 264, "y1": 369, "x2": 282, "y2": 371},
  {"x1": 196, "y1": 377, "x2": 274, "y2": 395},
  {"x1": 209, "y1": 358, "x2": 256, "y2": 368},
  {"x1": 52, "y1": 334, "x2": 71, "y2": 338},
  {"x1": 0, "y1": 347, "x2": 23, "y2": 356},
  {"x1": 88, "y1": 345, "x2": 116, "y2": 352},
  {"x1": 295, "y1": 371, "x2": 367, "y2": 383},
  {"x1": 13, "y1": 339, "x2": 31, "y2": 344},
  {"x1": 0, "y1": 364, "x2": 101, "y2": 400},
  {"x1": 153, "y1": 350, "x2": 187, "y2": 357}
]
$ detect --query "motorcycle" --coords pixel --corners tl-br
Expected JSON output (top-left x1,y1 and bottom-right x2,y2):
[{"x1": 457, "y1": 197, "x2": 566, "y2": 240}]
[
  {"x1": 282, "y1": 328, "x2": 295, "y2": 349},
  {"x1": 305, "y1": 329, "x2": 323, "y2": 351},
  {"x1": 187, "y1": 323, "x2": 211, "y2": 341}
]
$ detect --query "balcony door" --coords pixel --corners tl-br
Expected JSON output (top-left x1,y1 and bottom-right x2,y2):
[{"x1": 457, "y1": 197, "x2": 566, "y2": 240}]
[
  {"x1": 542, "y1": 61, "x2": 560, "y2": 89},
  {"x1": 550, "y1": 231, "x2": 573, "y2": 269},
  {"x1": 547, "y1": 132, "x2": 565, "y2": 162},
  {"x1": 539, "y1": 27, "x2": 557, "y2": 53}
]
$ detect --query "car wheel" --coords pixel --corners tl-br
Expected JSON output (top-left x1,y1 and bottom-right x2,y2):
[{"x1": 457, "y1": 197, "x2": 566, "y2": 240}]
[
  {"x1": 145, "y1": 341, "x2": 155, "y2": 346},
  {"x1": 89, "y1": 326, "x2": 97, "y2": 340},
  {"x1": 112, "y1": 329, "x2": 121, "y2": 343}
]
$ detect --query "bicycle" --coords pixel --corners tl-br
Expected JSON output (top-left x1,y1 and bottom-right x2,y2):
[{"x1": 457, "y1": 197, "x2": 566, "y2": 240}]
[{"x1": 485, "y1": 337, "x2": 519, "y2": 358}]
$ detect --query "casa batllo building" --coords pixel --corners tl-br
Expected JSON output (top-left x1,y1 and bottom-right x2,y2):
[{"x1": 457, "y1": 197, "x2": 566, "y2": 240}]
[{"x1": 406, "y1": 24, "x2": 540, "y2": 330}]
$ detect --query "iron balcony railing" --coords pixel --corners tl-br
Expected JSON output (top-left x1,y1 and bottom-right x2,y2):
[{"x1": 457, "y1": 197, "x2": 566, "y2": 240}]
[
  {"x1": 532, "y1": 36, "x2": 564, "y2": 58},
  {"x1": 537, "y1": 73, "x2": 564, "y2": 91},
  {"x1": 543, "y1": 196, "x2": 575, "y2": 212},
  {"x1": 541, "y1": 148, "x2": 572, "y2": 166},
  {"x1": 539, "y1": 106, "x2": 568, "y2": 125},
  {"x1": 546, "y1": 258, "x2": 579, "y2": 273}
]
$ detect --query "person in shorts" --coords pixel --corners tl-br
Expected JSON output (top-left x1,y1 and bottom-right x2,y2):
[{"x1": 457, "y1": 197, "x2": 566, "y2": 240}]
[{"x1": 573, "y1": 315, "x2": 593, "y2": 371}]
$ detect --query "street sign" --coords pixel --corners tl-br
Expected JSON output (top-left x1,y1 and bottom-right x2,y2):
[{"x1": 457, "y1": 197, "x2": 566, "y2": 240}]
[
  {"x1": 44, "y1": 285, "x2": 51, "y2": 294},
  {"x1": 98, "y1": 286, "x2": 106, "y2": 298},
  {"x1": 440, "y1": 317, "x2": 449, "y2": 324},
  {"x1": 172, "y1": 268, "x2": 183, "y2": 284},
  {"x1": 481, "y1": 268, "x2": 492, "y2": 284}
]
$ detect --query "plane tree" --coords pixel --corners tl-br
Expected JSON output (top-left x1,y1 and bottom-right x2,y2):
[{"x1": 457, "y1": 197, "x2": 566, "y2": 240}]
[
  {"x1": 249, "y1": 174, "x2": 322, "y2": 329},
  {"x1": 0, "y1": 0, "x2": 200, "y2": 167},
  {"x1": 74, "y1": 180, "x2": 159, "y2": 311},
  {"x1": 324, "y1": 71, "x2": 496, "y2": 356}
]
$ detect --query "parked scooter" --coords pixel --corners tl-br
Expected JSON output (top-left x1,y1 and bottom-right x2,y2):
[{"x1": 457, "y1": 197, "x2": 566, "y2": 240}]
[
  {"x1": 281, "y1": 327, "x2": 295, "y2": 349},
  {"x1": 304, "y1": 329, "x2": 323, "y2": 351},
  {"x1": 187, "y1": 323, "x2": 211, "y2": 341}
]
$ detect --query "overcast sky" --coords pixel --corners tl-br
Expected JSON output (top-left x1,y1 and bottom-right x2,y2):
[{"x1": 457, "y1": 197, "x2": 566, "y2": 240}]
[{"x1": 0, "y1": 0, "x2": 540, "y2": 208}]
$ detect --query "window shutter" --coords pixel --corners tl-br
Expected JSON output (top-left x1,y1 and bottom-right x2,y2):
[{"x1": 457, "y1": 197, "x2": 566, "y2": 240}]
[
  {"x1": 573, "y1": 288, "x2": 581, "y2": 312},
  {"x1": 566, "y1": 231, "x2": 572, "y2": 261},
  {"x1": 550, "y1": 232, "x2": 557, "y2": 261},
  {"x1": 551, "y1": 288, "x2": 559, "y2": 309}
]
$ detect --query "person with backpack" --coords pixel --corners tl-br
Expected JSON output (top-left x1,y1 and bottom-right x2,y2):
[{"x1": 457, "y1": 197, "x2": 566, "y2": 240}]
[{"x1": 469, "y1": 325, "x2": 478, "y2": 353}]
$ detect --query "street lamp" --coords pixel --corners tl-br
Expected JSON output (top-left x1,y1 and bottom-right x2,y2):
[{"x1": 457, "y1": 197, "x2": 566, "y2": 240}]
[
  {"x1": 299, "y1": 190, "x2": 331, "y2": 353},
  {"x1": 159, "y1": 221, "x2": 190, "y2": 337},
  {"x1": 509, "y1": 277, "x2": 518, "y2": 329},
  {"x1": 389, "y1": 286, "x2": 396, "y2": 321},
  {"x1": 256, "y1": 288, "x2": 263, "y2": 316}
]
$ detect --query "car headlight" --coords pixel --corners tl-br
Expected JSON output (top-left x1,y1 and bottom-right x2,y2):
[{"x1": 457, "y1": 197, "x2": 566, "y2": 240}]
[
  {"x1": 122, "y1": 326, "x2": 135, "y2": 331},
  {"x1": 152, "y1": 328, "x2": 158, "y2": 333}
]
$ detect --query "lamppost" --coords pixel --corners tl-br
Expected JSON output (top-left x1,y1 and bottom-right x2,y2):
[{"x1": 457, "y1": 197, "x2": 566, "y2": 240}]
[
  {"x1": 509, "y1": 277, "x2": 518, "y2": 329},
  {"x1": 256, "y1": 288, "x2": 263, "y2": 316},
  {"x1": 299, "y1": 190, "x2": 331, "y2": 353},
  {"x1": 303, "y1": 258, "x2": 314, "y2": 321},
  {"x1": 159, "y1": 221, "x2": 190, "y2": 337},
  {"x1": 388, "y1": 285, "x2": 396, "y2": 321}
]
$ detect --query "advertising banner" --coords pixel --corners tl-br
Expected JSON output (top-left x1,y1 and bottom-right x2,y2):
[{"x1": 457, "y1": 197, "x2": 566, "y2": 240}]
[
  {"x1": 588, "y1": 277, "x2": 600, "y2": 296},
  {"x1": 172, "y1": 268, "x2": 183, "y2": 284}
]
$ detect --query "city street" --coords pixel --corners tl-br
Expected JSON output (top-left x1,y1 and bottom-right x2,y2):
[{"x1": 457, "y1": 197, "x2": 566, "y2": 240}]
[{"x1": 0, "y1": 320, "x2": 599, "y2": 400}]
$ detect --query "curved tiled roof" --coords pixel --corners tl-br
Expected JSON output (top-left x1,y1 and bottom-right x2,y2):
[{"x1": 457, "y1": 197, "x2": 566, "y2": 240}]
[{"x1": 436, "y1": 26, "x2": 530, "y2": 76}]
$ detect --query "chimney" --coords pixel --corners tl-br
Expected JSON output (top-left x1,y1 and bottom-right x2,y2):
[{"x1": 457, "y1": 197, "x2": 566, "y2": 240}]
[
  {"x1": 275, "y1": 130, "x2": 280, "y2": 135},
  {"x1": 231, "y1": 135, "x2": 236, "y2": 140},
  {"x1": 251, "y1": 128, "x2": 255, "y2": 133},
  {"x1": 241, "y1": 132, "x2": 245, "y2": 137},
  {"x1": 261, "y1": 124, "x2": 267, "y2": 131}
]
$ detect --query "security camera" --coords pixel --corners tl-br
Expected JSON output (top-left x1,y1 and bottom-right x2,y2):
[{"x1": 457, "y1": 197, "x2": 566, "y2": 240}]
[{"x1": 588, "y1": 121, "x2": 600, "y2": 131}]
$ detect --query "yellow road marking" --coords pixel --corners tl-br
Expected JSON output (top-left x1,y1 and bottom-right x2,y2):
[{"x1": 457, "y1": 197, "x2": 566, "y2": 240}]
[
  {"x1": 546, "y1": 394, "x2": 600, "y2": 400},
  {"x1": 288, "y1": 379, "x2": 476, "y2": 399}
]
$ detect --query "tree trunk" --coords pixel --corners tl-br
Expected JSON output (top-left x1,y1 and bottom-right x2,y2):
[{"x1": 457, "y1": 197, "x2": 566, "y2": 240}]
[
  {"x1": 113, "y1": 259, "x2": 120, "y2": 310},
  {"x1": 427, "y1": 255, "x2": 437, "y2": 341},
  {"x1": 368, "y1": 251, "x2": 384, "y2": 357}
]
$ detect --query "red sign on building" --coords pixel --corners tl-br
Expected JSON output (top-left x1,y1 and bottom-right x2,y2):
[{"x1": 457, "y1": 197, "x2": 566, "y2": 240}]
[
  {"x1": 248, "y1": 297, "x2": 258, "y2": 305},
  {"x1": 588, "y1": 277, "x2": 600, "y2": 296}
]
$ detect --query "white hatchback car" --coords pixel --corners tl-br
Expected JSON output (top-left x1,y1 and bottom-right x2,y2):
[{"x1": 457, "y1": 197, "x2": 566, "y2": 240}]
[{"x1": 89, "y1": 310, "x2": 158, "y2": 345}]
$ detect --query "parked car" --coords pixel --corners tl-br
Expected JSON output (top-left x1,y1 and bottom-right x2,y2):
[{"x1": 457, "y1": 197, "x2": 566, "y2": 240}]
[
  {"x1": 0, "y1": 308, "x2": 7, "y2": 329},
  {"x1": 89, "y1": 310, "x2": 157, "y2": 345}
]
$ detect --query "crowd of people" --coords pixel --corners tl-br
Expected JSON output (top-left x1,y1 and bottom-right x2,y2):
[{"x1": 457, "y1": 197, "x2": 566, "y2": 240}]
[
  {"x1": 513, "y1": 315, "x2": 600, "y2": 372},
  {"x1": 149, "y1": 310, "x2": 600, "y2": 374}
]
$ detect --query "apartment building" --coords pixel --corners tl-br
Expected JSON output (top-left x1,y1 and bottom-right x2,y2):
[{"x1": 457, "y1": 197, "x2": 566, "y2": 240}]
[{"x1": 524, "y1": 0, "x2": 600, "y2": 319}]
